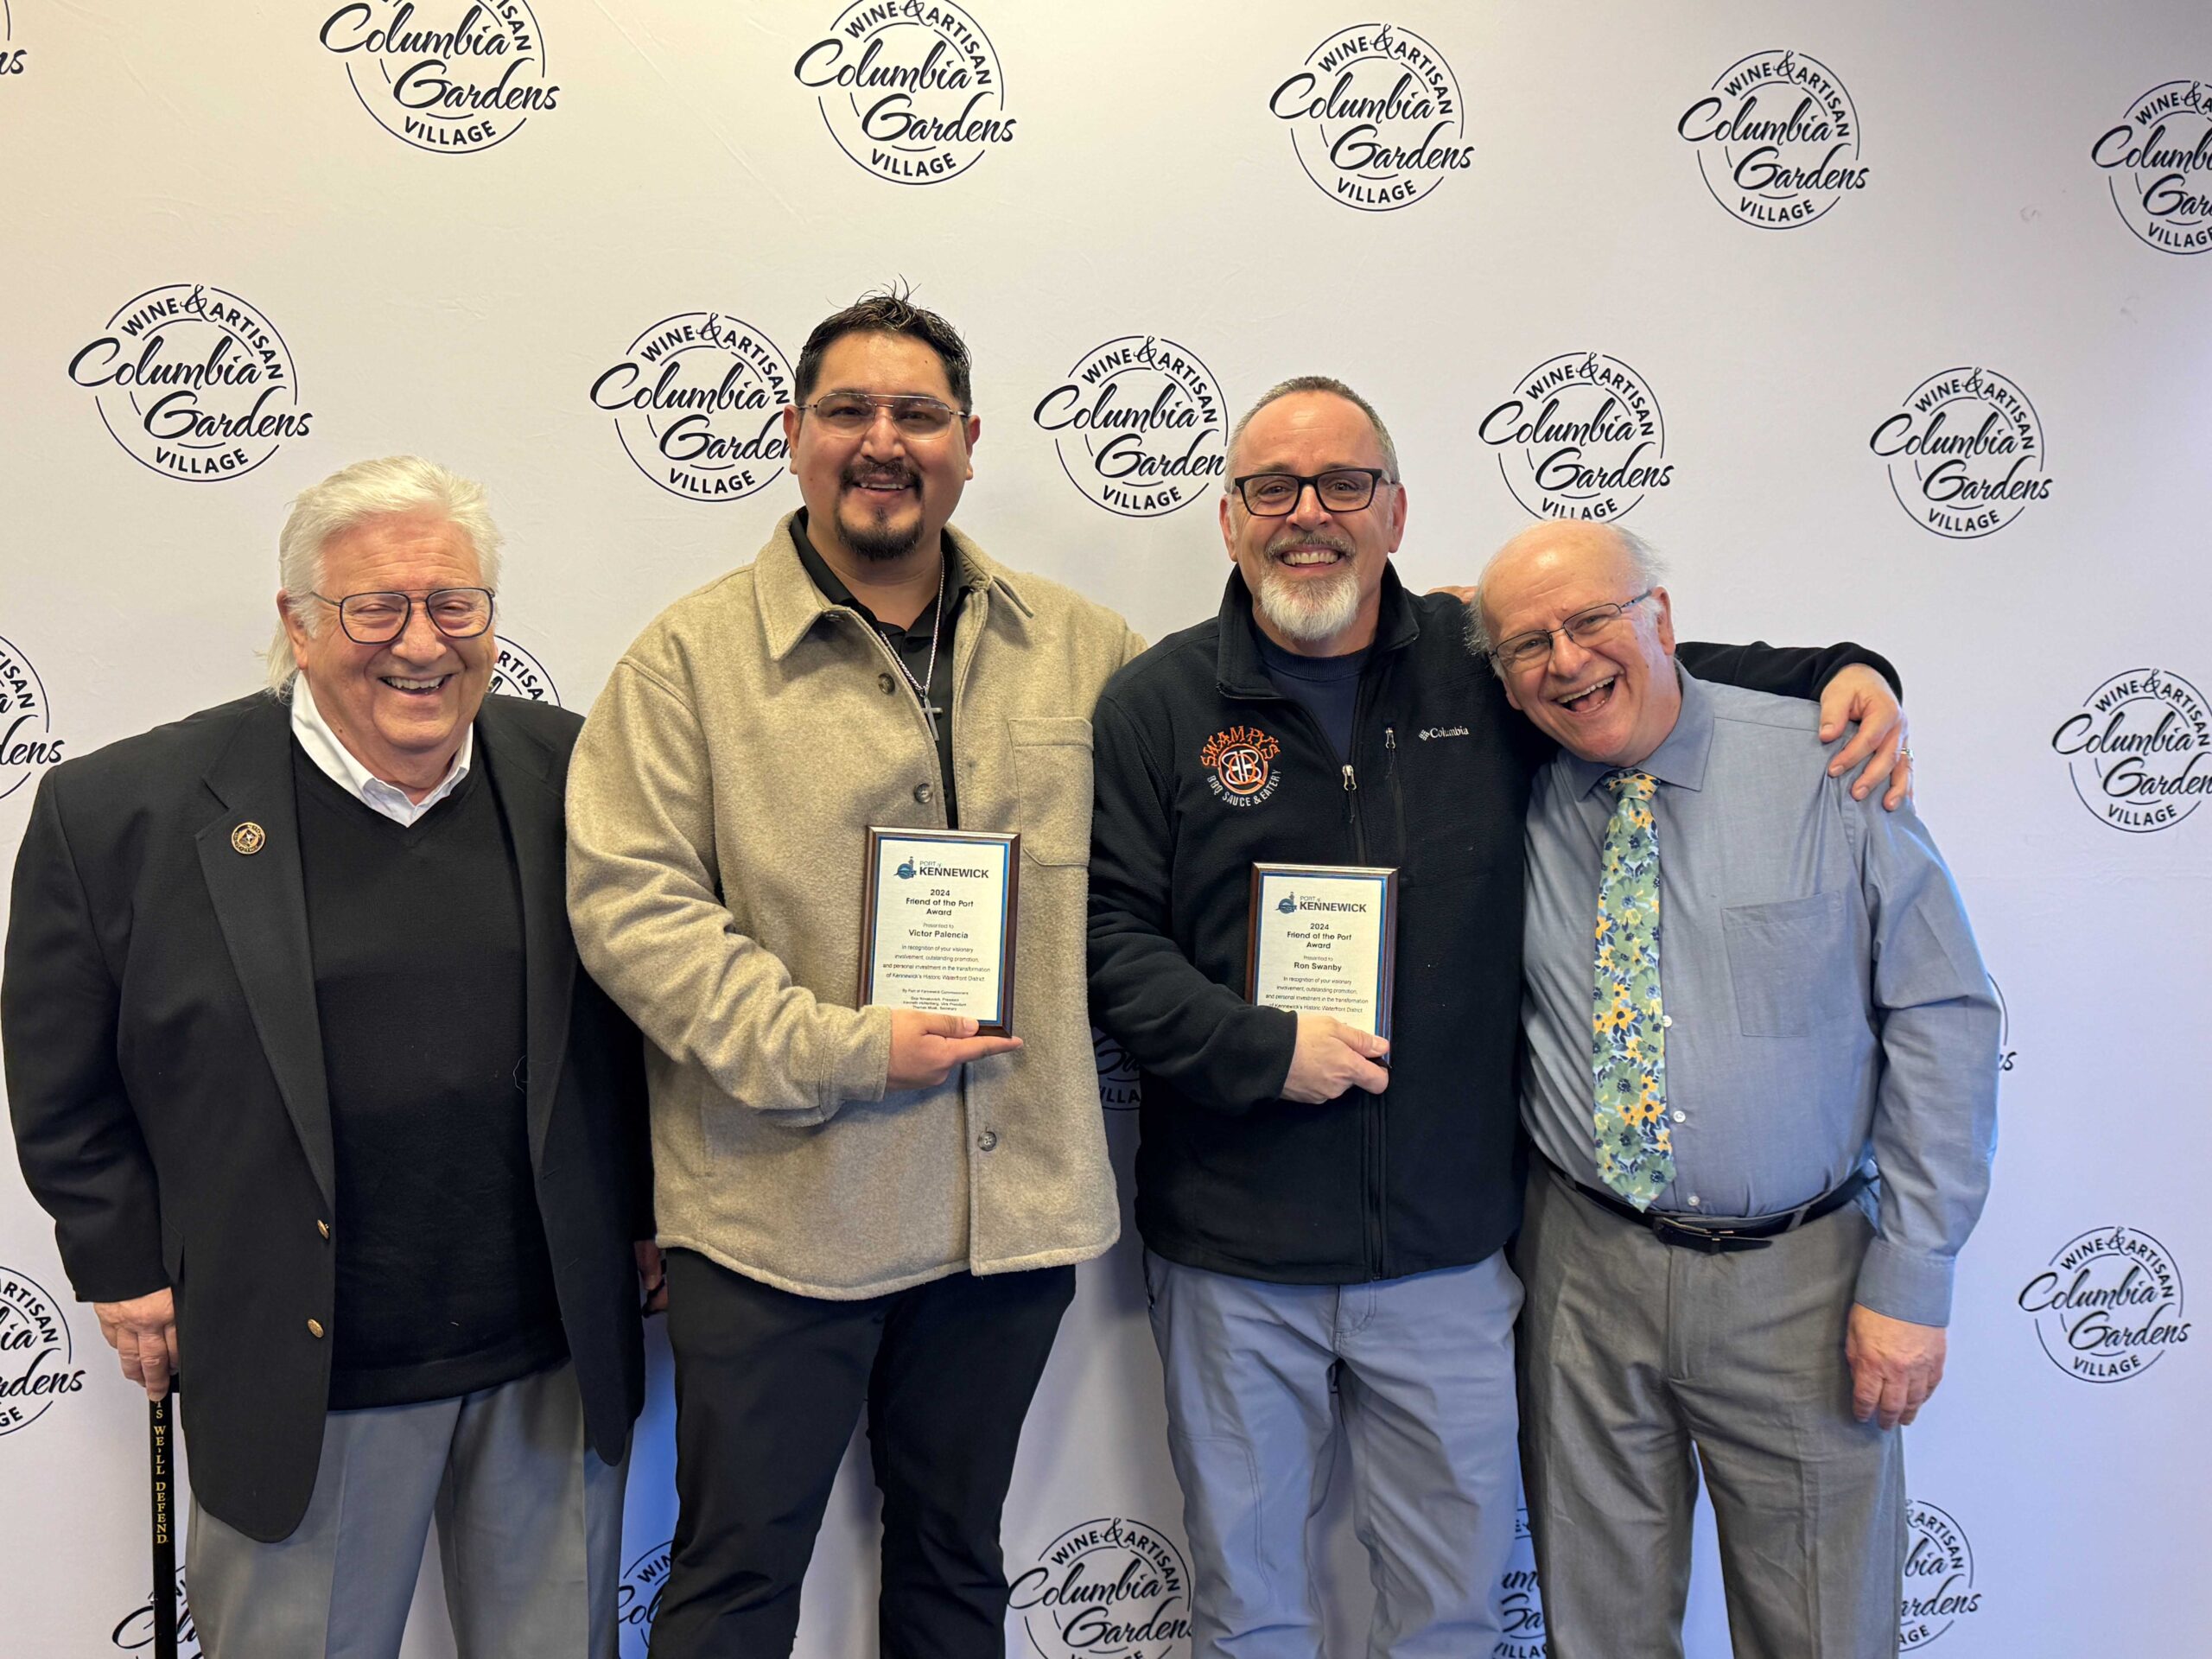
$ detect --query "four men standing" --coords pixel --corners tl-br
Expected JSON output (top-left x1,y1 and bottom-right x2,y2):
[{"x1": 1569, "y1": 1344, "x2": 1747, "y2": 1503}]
[{"x1": 3, "y1": 308, "x2": 1994, "y2": 1659}]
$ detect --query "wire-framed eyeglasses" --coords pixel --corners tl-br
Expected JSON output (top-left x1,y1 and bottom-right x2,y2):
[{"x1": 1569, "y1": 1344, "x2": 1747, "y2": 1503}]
[
  {"x1": 1487, "y1": 589, "x2": 1656, "y2": 670},
  {"x1": 311, "y1": 588, "x2": 496, "y2": 645}
]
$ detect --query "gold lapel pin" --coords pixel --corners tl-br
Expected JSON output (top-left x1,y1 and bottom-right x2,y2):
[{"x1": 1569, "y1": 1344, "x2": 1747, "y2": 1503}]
[{"x1": 231, "y1": 822, "x2": 267, "y2": 855}]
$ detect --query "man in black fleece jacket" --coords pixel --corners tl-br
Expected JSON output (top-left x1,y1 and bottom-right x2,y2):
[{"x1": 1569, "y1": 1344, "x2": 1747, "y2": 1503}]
[{"x1": 1086, "y1": 375, "x2": 1905, "y2": 1657}]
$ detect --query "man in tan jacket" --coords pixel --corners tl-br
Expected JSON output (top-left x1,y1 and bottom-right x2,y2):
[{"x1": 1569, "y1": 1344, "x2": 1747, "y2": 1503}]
[{"x1": 567, "y1": 292, "x2": 1142, "y2": 1658}]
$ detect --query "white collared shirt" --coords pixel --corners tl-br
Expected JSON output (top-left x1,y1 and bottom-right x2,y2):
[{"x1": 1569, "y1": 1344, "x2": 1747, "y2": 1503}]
[{"x1": 289, "y1": 676, "x2": 474, "y2": 827}]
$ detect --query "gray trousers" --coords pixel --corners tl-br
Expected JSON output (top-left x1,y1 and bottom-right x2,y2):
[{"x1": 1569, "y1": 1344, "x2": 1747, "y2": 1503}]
[
  {"x1": 187, "y1": 1361, "x2": 628, "y2": 1659},
  {"x1": 1515, "y1": 1166, "x2": 1906, "y2": 1659},
  {"x1": 1144, "y1": 1248, "x2": 1523, "y2": 1658}
]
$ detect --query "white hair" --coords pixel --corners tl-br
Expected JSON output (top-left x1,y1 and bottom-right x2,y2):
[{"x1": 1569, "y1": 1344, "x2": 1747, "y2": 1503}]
[
  {"x1": 1465, "y1": 524, "x2": 1668, "y2": 668},
  {"x1": 264, "y1": 456, "x2": 504, "y2": 695}
]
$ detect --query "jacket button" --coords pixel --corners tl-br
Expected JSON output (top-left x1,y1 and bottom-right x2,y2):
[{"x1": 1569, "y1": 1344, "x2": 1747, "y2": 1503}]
[
  {"x1": 976, "y1": 1129, "x2": 998, "y2": 1152},
  {"x1": 878, "y1": 672, "x2": 897, "y2": 695},
  {"x1": 317, "y1": 1219, "x2": 331, "y2": 1239},
  {"x1": 914, "y1": 783, "x2": 933, "y2": 805},
  {"x1": 307, "y1": 1319, "x2": 325, "y2": 1338}
]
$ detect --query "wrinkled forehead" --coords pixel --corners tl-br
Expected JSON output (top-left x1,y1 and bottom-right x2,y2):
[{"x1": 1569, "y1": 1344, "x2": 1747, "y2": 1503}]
[
  {"x1": 1481, "y1": 531, "x2": 1637, "y2": 632},
  {"x1": 1230, "y1": 391, "x2": 1387, "y2": 476}
]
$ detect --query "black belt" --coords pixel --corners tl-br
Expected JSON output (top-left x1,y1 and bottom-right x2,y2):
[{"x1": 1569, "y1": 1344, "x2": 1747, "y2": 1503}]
[{"x1": 1550, "y1": 1159, "x2": 1872, "y2": 1255}]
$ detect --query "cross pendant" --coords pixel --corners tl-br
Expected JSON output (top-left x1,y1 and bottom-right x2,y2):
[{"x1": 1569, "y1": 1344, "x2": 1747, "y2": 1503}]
[{"x1": 920, "y1": 697, "x2": 945, "y2": 739}]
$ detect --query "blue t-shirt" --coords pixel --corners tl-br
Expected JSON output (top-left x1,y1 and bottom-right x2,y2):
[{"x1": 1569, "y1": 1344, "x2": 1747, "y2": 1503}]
[{"x1": 1255, "y1": 629, "x2": 1369, "y2": 762}]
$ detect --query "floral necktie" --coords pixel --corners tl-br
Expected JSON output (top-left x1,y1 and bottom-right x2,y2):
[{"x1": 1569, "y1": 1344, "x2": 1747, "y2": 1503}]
[{"x1": 1593, "y1": 769, "x2": 1675, "y2": 1208}]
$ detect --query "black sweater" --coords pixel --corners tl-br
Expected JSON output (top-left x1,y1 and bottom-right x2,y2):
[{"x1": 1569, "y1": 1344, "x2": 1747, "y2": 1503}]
[{"x1": 1086, "y1": 568, "x2": 1894, "y2": 1285}]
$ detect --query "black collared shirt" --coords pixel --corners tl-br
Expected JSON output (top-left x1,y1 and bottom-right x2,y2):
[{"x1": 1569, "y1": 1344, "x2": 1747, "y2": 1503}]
[{"x1": 791, "y1": 511, "x2": 964, "y2": 826}]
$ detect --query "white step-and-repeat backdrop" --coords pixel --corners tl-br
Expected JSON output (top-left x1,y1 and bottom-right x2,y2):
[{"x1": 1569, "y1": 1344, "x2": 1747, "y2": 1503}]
[{"x1": 3, "y1": 2, "x2": 2207, "y2": 1654}]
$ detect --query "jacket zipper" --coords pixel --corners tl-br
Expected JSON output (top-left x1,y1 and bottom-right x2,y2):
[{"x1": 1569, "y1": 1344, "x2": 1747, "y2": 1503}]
[{"x1": 1349, "y1": 682, "x2": 1384, "y2": 1281}]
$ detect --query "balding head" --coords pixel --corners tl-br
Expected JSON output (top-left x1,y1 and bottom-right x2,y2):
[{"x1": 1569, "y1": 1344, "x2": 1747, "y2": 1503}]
[{"x1": 1474, "y1": 519, "x2": 1680, "y2": 766}]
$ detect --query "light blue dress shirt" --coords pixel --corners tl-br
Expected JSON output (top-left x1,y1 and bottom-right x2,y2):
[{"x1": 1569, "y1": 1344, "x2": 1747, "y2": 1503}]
[{"x1": 1519, "y1": 666, "x2": 1999, "y2": 1325}]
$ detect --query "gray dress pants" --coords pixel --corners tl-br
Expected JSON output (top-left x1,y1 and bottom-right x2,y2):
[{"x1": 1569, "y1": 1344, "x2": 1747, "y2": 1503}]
[
  {"x1": 1145, "y1": 1248, "x2": 1524, "y2": 1658},
  {"x1": 186, "y1": 1360, "x2": 627, "y2": 1659},
  {"x1": 1515, "y1": 1166, "x2": 1906, "y2": 1659}
]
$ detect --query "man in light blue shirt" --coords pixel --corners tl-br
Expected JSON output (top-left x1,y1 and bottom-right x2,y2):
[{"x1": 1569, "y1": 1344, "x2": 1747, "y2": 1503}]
[{"x1": 1473, "y1": 520, "x2": 1998, "y2": 1659}]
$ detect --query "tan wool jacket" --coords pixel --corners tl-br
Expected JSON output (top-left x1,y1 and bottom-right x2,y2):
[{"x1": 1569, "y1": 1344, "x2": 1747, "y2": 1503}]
[{"x1": 567, "y1": 514, "x2": 1144, "y2": 1298}]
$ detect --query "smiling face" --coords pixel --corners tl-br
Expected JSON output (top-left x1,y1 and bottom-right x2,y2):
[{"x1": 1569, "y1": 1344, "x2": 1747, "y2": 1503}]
[
  {"x1": 1479, "y1": 520, "x2": 1681, "y2": 766},
  {"x1": 781, "y1": 330, "x2": 978, "y2": 569},
  {"x1": 1220, "y1": 390, "x2": 1406, "y2": 657},
  {"x1": 280, "y1": 510, "x2": 495, "y2": 792}
]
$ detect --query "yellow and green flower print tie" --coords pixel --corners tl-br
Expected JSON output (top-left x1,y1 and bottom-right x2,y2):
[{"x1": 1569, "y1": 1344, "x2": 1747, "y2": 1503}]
[{"x1": 1594, "y1": 769, "x2": 1675, "y2": 1208}]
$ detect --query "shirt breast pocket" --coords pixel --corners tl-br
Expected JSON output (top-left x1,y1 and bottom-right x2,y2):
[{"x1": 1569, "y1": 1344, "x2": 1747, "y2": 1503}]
[
  {"x1": 1007, "y1": 716, "x2": 1095, "y2": 868},
  {"x1": 1721, "y1": 889, "x2": 1854, "y2": 1038}
]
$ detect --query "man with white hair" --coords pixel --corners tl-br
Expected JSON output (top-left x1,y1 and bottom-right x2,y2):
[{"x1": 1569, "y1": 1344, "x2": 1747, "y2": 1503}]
[
  {"x1": 1086, "y1": 378, "x2": 1914, "y2": 1656},
  {"x1": 1474, "y1": 518, "x2": 1997, "y2": 1659},
  {"x1": 4, "y1": 456, "x2": 655, "y2": 1658}
]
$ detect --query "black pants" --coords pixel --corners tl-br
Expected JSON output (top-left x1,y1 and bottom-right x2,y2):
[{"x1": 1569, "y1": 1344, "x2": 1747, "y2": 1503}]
[{"x1": 650, "y1": 1249, "x2": 1077, "y2": 1659}]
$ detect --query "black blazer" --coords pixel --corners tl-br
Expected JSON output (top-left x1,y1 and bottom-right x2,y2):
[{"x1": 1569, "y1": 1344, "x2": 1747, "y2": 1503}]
[{"x1": 3, "y1": 691, "x2": 651, "y2": 1541}]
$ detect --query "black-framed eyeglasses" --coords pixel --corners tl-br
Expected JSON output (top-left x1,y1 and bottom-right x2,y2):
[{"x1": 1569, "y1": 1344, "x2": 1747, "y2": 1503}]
[
  {"x1": 798, "y1": 392, "x2": 969, "y2": 437},
  {"x1": 1230, "y1": 467, "x2": 1395, "y2": 517},
  {"x1": 311, "y1": 588, "x2": 496, "y2": 645},
  {"x1": 1487, "y1": 589, "x2": 1656, "y2": 671}
]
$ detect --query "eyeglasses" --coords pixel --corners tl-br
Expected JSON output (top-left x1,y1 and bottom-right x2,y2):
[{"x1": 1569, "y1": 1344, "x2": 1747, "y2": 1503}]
[
  {"x1": 1230, "y1": 468, "x2": 1394, "y2": 517},
  {"x1": 311, "y1": 588, "x2": 496, "y2": 645},
  {"x1": 798, "y1": 392, "x2": 968, "y2": 437},
  {"x1": 1488, "y1": 589, "x2": 1656, "y2": 671}
]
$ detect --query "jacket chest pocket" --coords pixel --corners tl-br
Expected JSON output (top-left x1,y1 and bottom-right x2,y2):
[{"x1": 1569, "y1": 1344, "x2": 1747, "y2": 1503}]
[
  {"x1": 1007, "y1": 716, "x2": 1095, "y2": 867},
  {"x1": 1721, "y1": 889, "x2": 1855, "y2": 1037}
]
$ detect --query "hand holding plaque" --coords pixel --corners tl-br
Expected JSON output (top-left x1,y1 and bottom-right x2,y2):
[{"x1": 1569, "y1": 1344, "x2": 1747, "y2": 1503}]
[
  {"x1": 861, "y1": 829, "x2": 1020, "y2": 1037},
  {"x1": 1246, "y1": 863, "x2": 1399, "y2": 1039}
]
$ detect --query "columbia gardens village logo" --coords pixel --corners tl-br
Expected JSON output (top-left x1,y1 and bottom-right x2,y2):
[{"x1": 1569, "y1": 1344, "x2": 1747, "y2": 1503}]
[
  {"x1": 1479, "y1": 353, "x2": 1674, "y2": 522},
  {"x1": 67, "y1": 285, "x2": 313, "y2": 481},
  {"x1": 795, "y1": 1, "x2": 1014, "y2": 185},
  {"x1": 2091, "y1": 79, "x2": 2212, "y2": 254},
  {"x1": 489, "y1": 635, "x2": 560, "y2": 704},
  {"x1": 1269, "y1": 22, "x2": 1472, "y2": 210},
  {"x1": 111, "y1": 1572, "x2": 198, "y2": 1655},
  {"x1": 1677, "y1": 49, "x2": 1869, "y2": 227},
  {"x1": 1033, "y1": 335, "x2": 1225, "y2": 518},
  {"x1": 1, "y1": 3, "x2": 28, "y2": 80},
  {"x1": 0, "y1": 632, "x2": 67, "y2": 804},
  {"x1": 590, "y1": 312, "x2": 794, "y2": 502},
  {"x1": 0, "y1": 1264, "x2": 86, "y2": 1435},
  {"x1": 1010, "y1": 1517, "x2": 1192, "y2": 1659},
  {"x1": 2050, "y1": 669, "x2": 2212, "y2": 833},
  {"x1": 1869, "y1": 367, "x2": 2053, "y2": 538},
  {"x1": 1899, "y1": 1500, "x2": 1983, "y2": 1649},
  {"x1": 318, "y1": 2, "x2": 558, "y2": 153},
  {"x1": 1093, "y1": 1027, "x2": 1140, "y2": 1112},
  {"x1": 615, "y1": 1539, "x2": 672, "y2": 1659},
  {"x1": 2017, "y1": 1225, "x2": 2190, "y2": 1382}
]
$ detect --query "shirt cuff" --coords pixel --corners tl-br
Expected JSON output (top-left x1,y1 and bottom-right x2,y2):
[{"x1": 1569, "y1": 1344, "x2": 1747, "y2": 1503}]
[{"x1": 1853, "y1": 1236, "x2": 1954, "y2": 1327}]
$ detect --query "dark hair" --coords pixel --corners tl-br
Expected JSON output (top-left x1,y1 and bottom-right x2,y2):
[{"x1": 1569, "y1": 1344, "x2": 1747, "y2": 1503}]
[{"x1": 793, "y1": 286, "x2": 973, "y2": 410}]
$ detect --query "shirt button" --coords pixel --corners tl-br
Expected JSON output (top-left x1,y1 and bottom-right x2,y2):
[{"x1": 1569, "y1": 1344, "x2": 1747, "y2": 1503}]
[
  {"x1": 976, "y1": 1130, "x2": 998, "y2": 1152},
  {"x1": 878, "y1": 672, "x2": 897, "y2": 695},
  {"x1": 307, "y1": 1319, "x2": 325, "y2": 1338},
  {"x1": 1687, "y1": 1196, "x2": 1701, "y2": 1208},
  {"x1": 914, "y1": 783, "x2": 933, "y2": 805},
  {"x1": 1672, "y1": 1110, "x2": 1686, "y2": 1123},
  {"x1": 1662, "y1": 1015, "x2": 1674, "y2": 1028}
]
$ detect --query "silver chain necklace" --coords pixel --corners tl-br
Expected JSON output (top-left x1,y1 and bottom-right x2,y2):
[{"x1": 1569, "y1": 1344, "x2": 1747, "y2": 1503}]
[{"x1": 883, "y1": 557, "x2": 950, "y2": 738}]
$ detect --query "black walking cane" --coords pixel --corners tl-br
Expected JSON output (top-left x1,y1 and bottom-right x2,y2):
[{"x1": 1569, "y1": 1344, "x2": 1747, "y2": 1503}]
[{"x1": 149, "y1": 1385, "x2": 178, "y2": 1659}]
